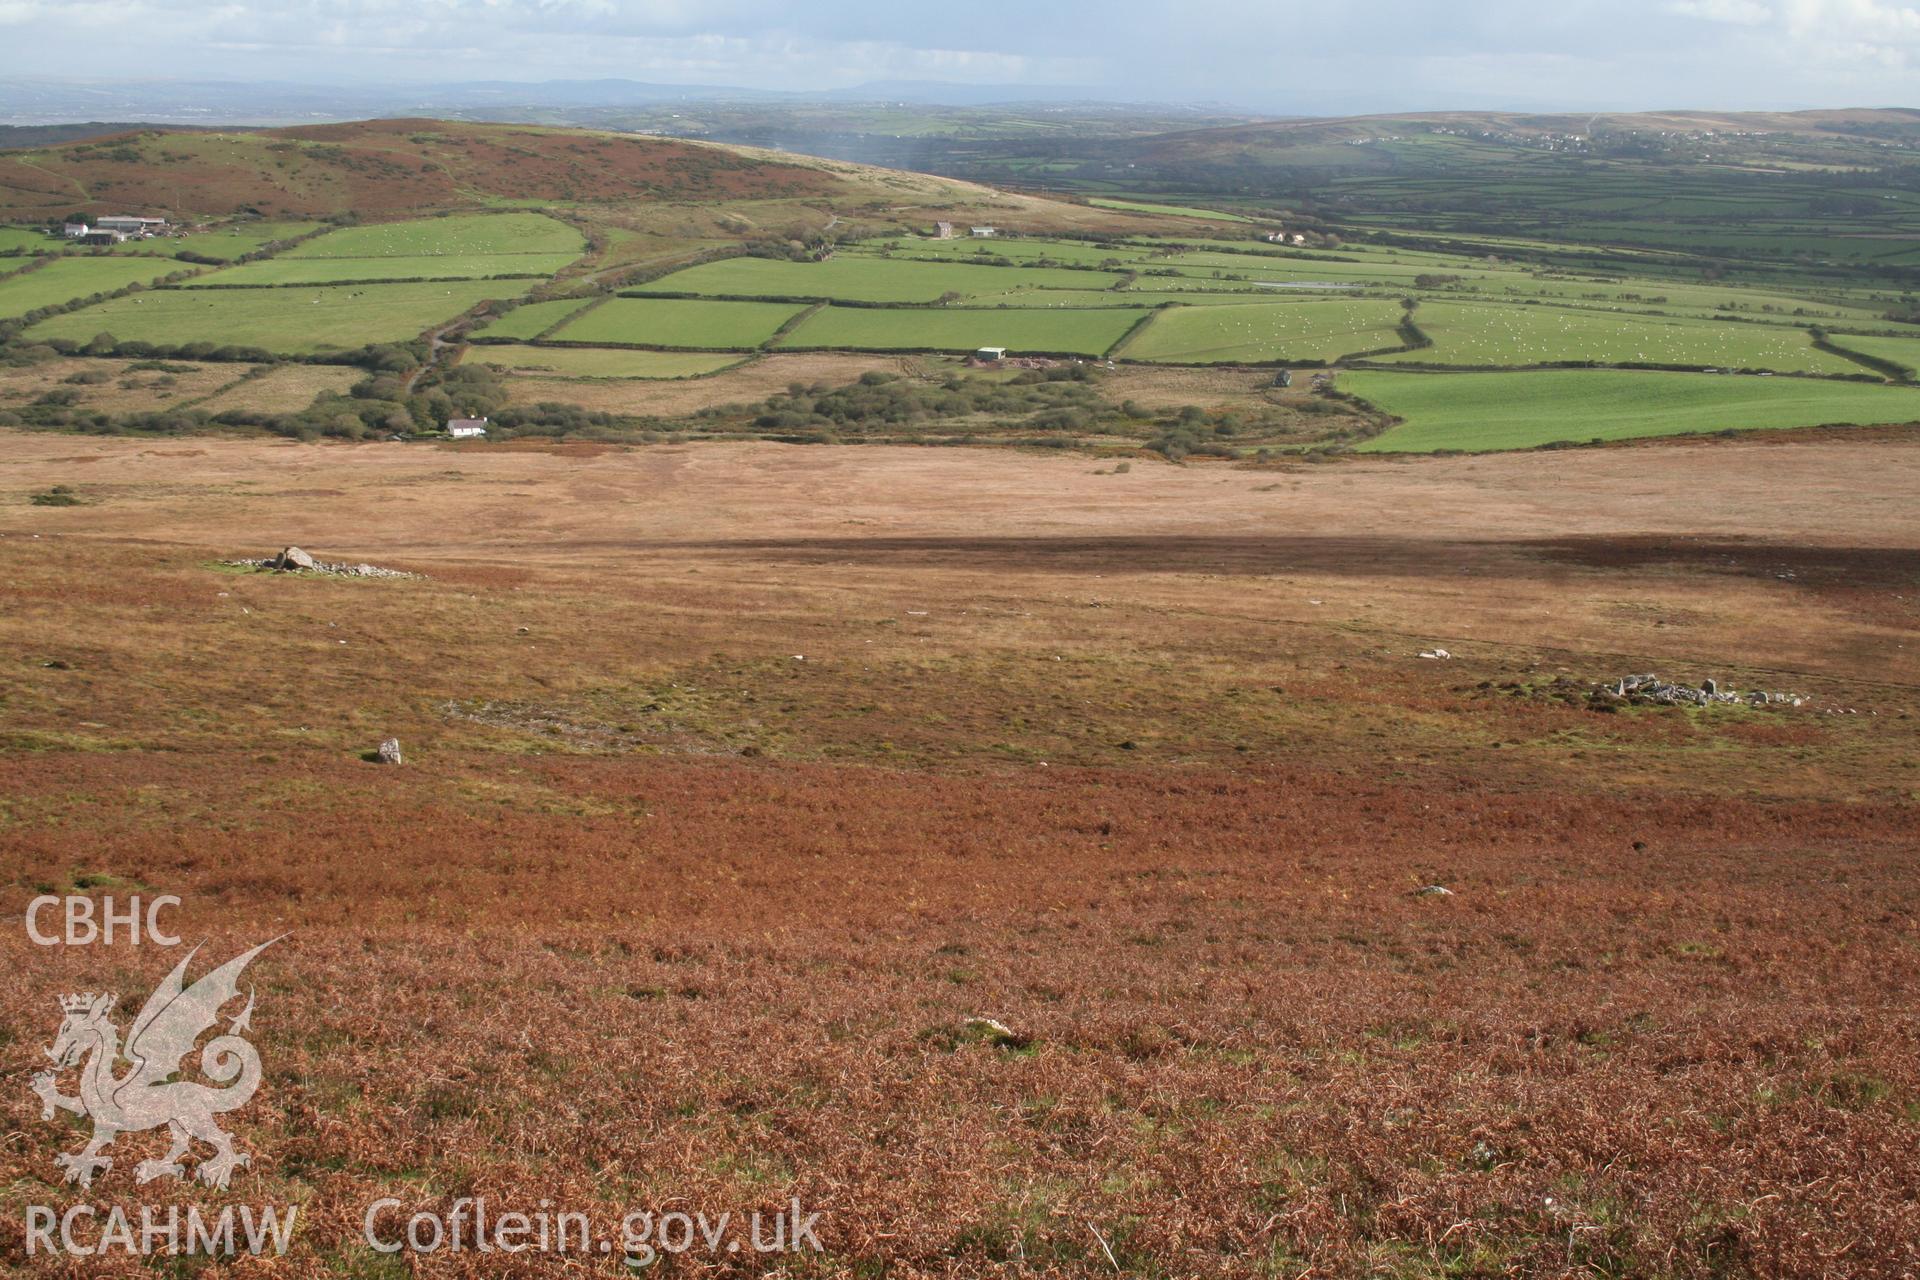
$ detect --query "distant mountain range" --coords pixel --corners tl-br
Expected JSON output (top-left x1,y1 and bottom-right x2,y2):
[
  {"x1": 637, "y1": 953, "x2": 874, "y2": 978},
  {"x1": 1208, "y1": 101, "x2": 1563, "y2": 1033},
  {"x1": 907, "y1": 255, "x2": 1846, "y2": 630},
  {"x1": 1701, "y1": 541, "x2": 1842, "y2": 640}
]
[{"x1": 0, "y1": 77, "x2": 1209, "y2": 127}]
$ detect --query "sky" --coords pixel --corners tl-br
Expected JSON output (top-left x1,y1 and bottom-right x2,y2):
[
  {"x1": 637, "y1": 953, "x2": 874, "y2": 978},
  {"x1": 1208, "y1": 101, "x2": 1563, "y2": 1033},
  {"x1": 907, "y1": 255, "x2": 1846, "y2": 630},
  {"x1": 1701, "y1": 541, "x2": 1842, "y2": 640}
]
[{"x1": 1, "y1": 0, "x2": 1916, "y2": 113}]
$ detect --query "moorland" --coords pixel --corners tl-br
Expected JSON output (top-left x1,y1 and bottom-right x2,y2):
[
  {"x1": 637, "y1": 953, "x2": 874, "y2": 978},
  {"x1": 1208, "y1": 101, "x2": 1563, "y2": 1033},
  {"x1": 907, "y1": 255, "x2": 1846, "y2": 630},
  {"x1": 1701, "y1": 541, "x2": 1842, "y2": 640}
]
[{"x1": 1, "y1": 105, "x2": 1918, "y2": 1279}]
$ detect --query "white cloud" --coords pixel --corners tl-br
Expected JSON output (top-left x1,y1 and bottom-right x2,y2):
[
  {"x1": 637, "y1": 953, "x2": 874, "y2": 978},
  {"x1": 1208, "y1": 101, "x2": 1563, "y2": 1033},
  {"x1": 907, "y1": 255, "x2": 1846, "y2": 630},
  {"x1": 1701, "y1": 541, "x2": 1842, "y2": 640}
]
[
  {"x1": 0, "y1": 0, "x2": 1916, "y2": 110},
  {"x1": 1670, "y1": 0, "x2": 1774, "y2": 22}
]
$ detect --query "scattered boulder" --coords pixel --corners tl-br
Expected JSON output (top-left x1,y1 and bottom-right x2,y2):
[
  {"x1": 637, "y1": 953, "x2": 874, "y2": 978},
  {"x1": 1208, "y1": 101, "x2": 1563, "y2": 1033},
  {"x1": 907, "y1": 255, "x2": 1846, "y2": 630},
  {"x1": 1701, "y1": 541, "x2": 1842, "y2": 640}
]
[
  {"x1": 1600, "y1": 673, "x2": 1805, "y2": 709},
  {"x1": 963, "y1": 1016, "x2": 1028, "y2": 1049},
  {"x1": 1412, "y1": 884, "x2": 1455, "y2": 898},
  {"x1": 227, "y1": 548, "x2": 420, "y2": 579},
  {"x1": 1418, "y1": 648, "x2": 1452, "y2": 660},
  {"x1": 376, "y1": 737, "x2": 403, "y2": 765}
]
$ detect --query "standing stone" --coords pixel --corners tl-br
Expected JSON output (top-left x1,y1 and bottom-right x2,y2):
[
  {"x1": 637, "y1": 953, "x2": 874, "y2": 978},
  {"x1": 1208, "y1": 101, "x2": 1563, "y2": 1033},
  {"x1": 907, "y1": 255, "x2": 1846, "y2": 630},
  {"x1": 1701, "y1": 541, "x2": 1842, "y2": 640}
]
[
  {"x1": 377, "y1": 737, "x2": 403, "y2": 765},
  {"x1": 1702, "y1": 678, "x2": 1717, "y2": 696}
]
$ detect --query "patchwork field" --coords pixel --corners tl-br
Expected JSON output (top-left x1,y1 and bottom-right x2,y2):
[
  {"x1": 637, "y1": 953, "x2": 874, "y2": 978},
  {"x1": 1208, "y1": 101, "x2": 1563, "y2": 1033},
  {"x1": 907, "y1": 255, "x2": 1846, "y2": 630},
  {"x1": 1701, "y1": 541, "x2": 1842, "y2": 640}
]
[
  {"x1": 184, "y1": 252, "x2": 580, "y2": 287},
  {"x1": 23, "y1": 278, "x2": 533, "y2": 354},
  {"x1": 1347, "y1": 368, "x2": 1920, "y2": 451},
  {"x1": 1828, "y1": 332, "x2": 1920, "y2": 378},
  {"x1": 469, "y1": 296, "x2": 597, "y2": 340},
  {"x1": 1125, "y1": 299, "x2": 1409, "y2": 363},
  {"x1": 1087, "y1": 197, "x2": 1251, "y2": 221},
  {"x1": 465, "y1": 344, "x2": 744, "y2": 379},
  {"x1": 0, "y1": 433, "x2": 1917, "y2": 1276},
  {"x1": 870, "y1": 237, "x2": 1156, "y2": 267},
  {"x1": 549, "y1": 296, "x2": 807, "y2": 349},
  {"x1": 169, "y1": 220, "x2": 326, "y2": 260},
  {"x1": 641, "y1": 255, "x2": 1127, "y2": 303},
  {"x1": 0, "y1": 257, "x2": 195, "y2": 319},
  {"x1": 1377, "y1": 301, "x2": 1858, "y2": 373},
  {"x1": 0, "y1": 221, "x2": 321, "y2": 263},
  {"x1": 778, "y1": 304, "x2": 1146, "y2": 355},
  {"x1": 281, "y1": 211, "x2": 586, "y2": 259},
  {"x1": 0, "y1": 228, "x2": 53, "y2": 254}
]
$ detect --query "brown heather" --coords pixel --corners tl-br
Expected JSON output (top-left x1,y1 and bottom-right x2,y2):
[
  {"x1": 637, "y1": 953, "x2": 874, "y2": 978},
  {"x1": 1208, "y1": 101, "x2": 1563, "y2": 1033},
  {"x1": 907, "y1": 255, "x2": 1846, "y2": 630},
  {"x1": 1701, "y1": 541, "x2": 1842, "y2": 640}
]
[{"x1": 0, "y1": 431, "x2": 1917, "y2": 1277}]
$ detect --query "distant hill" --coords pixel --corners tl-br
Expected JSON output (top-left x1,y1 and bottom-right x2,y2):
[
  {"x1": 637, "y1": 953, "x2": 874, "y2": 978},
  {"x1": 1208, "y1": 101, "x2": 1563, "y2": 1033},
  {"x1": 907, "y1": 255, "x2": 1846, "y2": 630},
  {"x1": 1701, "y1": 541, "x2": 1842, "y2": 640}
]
[
  {"x1": 0, "y1": 77, "x2": 1164, "y2": 127},
  {"x1": 0, "y1": 123, "x2": 230, "y2": 150},
  {"x1": 0, "y1": 117, "x2": 1003, "y2": 222},
  {"x1": 1113, "y1": 108, "x2": 1920, "y2": 166}
]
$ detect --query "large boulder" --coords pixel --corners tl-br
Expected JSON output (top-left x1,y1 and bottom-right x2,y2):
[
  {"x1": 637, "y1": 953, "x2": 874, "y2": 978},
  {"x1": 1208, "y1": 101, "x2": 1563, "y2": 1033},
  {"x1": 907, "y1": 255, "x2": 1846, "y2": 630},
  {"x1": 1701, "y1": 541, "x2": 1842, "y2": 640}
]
[{"x1": 274, "y1": 546, "x2": 317, "y2": 572}]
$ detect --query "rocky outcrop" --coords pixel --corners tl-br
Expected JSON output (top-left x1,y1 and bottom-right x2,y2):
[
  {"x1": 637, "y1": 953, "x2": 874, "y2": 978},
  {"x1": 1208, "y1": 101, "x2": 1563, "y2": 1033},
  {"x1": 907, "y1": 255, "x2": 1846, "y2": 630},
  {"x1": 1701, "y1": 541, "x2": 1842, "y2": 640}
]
[{"x1": 226, "y1": 547, "x2": 420, "y2": 579}]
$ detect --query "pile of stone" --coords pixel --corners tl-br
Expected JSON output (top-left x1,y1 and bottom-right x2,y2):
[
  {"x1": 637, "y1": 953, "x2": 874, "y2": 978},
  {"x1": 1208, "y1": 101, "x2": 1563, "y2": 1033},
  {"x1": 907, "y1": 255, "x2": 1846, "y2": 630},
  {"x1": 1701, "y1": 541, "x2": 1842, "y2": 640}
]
[
  {"x1": 227, "y1": 546, "x2": 419, "y2": 579},
  {"x1": 1600, "y1": 673, "x2": 1804, "y2": 709}
]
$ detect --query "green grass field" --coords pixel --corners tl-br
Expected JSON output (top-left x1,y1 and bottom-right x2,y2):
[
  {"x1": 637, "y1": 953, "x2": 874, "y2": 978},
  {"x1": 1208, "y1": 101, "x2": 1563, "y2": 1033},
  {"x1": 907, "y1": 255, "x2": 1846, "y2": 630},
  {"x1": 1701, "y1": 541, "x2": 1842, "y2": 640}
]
[
  {"x1": 1376, "y1": 301, "x2": 1859, "y2": 373},
  {"x1": 1, "y1": 222, "x2": 321, "y2": 262},
  {"x1": 0, "y1": 257, "x2": 195, "y2": 320},
  {"x1": 469, "y1": 298, "x2": 598, "y2": 341},
  {"x1": 1124, "y1": 299, "x2": 1408, "y2": 363},
  {"x1": 776, "y1": 305, "x2": 1145, "y2": 356},
  {"x1": 1088, "y1": 198, "x2": 1252, "y2": 222},
  {"x1": 861, "y1": 238, "x2": 1155, "y2": 268},
  {"x1": 1347, "y1": 369, "x2": 1920, "y2": 452},
  {"x1": 0, "y1": 228, "x2": 56, "y2": 254},
  {"x1": 640, "y1": 256, "x2": 1126, "y2": 303},
  {"x1": 1826, "y1": 333, "x2": 1920, "y2": 378},
  {"x1": 168, "y1": 221, "x2": 325, "y2": 261},
  {"x1": 284, "y1": 212, "x2": 585, "y2": 259},
  {"x1": 548, "y1": 297, "x2": 806, "y2": 349},
  {"x1": 25, "y1": 279, "x2": 532, "y2": 354},
  {"x1": 969, "y1": 286, "x2": 1269, "y2": 308},
  {"x1": 464, "y1": 345, "x2": 743, "y2": 379},
  {"x1": 184, "y1": 253, "x2": 579, "y2": 287}
]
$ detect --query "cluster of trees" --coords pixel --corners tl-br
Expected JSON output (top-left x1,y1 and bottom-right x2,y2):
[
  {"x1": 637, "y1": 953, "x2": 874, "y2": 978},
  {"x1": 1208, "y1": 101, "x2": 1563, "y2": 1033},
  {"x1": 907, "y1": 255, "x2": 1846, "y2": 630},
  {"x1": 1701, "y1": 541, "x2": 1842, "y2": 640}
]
[{"x1": 0, "y1": 345, "x2": 631, "y2": 442}]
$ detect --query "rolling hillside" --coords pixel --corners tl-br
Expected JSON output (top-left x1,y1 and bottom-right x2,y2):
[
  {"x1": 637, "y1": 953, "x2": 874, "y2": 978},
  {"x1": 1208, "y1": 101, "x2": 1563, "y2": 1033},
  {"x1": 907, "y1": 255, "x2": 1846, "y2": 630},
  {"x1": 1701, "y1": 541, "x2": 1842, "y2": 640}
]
[{"x1": 0, "y1": 117, "x2": 1115, "y2": 229}]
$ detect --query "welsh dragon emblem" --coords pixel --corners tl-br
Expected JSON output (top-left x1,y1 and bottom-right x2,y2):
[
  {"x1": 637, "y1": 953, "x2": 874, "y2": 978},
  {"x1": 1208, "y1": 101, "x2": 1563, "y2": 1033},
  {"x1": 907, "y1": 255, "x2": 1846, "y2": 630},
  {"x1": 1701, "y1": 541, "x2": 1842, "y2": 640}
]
[{"x1": 30, "y1": 939, "x2": 278, "y2": 1190}]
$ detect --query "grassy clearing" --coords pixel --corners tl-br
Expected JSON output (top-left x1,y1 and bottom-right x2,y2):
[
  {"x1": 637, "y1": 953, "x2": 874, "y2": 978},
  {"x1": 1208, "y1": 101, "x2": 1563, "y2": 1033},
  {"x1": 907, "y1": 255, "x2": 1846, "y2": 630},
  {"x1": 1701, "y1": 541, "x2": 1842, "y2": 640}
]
[
  {"x1": 1125, "y1": 299, "x2": 1408, "y2": 363},
  {"x1": 1348, "y1": 368, "x2": 1920, "y2": 451},
  {"x1": 1376, "y1": 301, "x2": 1859, "y2": 373},
  {"x1": 25, "y1": 279, "x2": 532, "y2": 354},
  {"x1": 548, "y1": 297, "x2": 805, "y2": 349},
  {"x1": 284, "y1": 212, "x2": 585, "y2": 259},
  {"x1": 639, "y1": 255, "x2": 1126, "y2": 303},
  {"x1": 1088, "y1": 197, "x2": 1252, "y2": 222},
  {"x1": 464, "y1": 344, "x2": 743, "y2": 379},
  {"x1": 0, "y1": 257, "x2": 194, "y2": 319},
  {"x1": 184, "y1": 252, "x2": 578, "y2": 287},
  {"x1": 469, "y1": 298, "x2": 597, "y2": 341},
  {"x1": 776, "y1": 305, "x2": 1144, "y2": 356}
]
